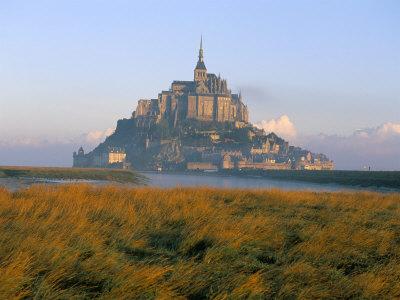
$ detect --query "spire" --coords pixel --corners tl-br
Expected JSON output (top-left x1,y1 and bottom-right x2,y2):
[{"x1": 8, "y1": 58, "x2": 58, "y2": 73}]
[
  {"x1": 195, "y1": 35, "x2": 206, "y2": 70},
  {"x1": 199, "y1": 35, "x2": 203, "y2": 62}
]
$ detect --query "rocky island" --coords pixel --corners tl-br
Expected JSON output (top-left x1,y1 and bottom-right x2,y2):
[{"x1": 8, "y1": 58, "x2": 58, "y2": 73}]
[{"x1": 73, "y1": 39, "x2": 334, "y2": 172}]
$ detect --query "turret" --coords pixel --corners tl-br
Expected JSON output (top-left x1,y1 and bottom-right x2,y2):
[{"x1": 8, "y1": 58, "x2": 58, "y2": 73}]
[
  {"x1": 194, "y1": 36, "x2": 207, "y2": 82},
  {"x1": 78, "y1": 146, "x2": 84, "y2": 156}
]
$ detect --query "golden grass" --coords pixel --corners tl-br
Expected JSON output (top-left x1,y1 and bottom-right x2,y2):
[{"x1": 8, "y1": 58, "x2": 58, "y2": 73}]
[{"x1": 1, "y1": 185, "x2": 400, "y2": 298}]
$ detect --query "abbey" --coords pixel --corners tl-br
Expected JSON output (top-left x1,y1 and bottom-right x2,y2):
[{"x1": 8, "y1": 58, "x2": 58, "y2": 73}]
[
  {"x1": 73, "y1": 38, "x2": 334, "y2": 171},
  {"x1": 133, "y1": 37, "x2": 249, "y2": 126}
]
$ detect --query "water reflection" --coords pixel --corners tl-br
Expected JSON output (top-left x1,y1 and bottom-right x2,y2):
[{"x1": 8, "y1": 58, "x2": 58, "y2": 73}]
[
  {"x1": 145, "y1": 172, "x2": 364, "y2": 192},
  {"x1": 0, "y1": 172, "x2": 394, "y2": 193}
]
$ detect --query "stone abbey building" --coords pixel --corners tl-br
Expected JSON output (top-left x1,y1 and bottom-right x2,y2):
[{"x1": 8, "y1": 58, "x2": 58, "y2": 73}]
[
  {"x1": 133, "y1": 37, "x2": 249, "y2": 127},
  {"x1": 73, "y1": 38, "x2": 334, "y2": 171}
]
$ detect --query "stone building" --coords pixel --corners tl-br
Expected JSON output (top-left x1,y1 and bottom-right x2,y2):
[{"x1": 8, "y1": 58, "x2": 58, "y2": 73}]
[
  {"x1": 133, "y1": 37, "x2": 249, "y2": 126},
  {"x1": 236, "y1": 160, "x2": 291, "y2": 170},
  {"x1": 295, "y1": 159, "x2": 334, "y2": 170},
  {"x1": 73, "y1": 147, "x2": 127, "y2": 169},
  {"x1": 73, "y1": 147, "x2": 89, "y2": 167},
  {"x1": 72, "y1": 37, "x2": 334, "y2": 171},
  {"x1": 293, "y1": 152, "x2": 334, "y2": 170},
  {"x1": 187, "y1": 162, "x2": 218, "y2": 171},
  {"x1": 92, "y1": 148, "x2": 127, "y2": 168}
]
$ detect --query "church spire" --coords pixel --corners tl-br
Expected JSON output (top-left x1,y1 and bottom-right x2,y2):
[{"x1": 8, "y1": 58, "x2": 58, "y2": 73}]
[
  {"x1": 199, "y1": 35, "x2": 203, "y2": 62},
  {"x1": 194, "y1": 35, "x2": 206, "y2": 71}
]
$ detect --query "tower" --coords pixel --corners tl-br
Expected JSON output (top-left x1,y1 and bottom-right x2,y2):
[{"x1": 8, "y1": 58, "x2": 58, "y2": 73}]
[
  {"x1": 194, "y1": 36, "x2": 207, "y2": 82},
  {"x1": 78, "y1": 146, "x2": 84, "y2": 156}
]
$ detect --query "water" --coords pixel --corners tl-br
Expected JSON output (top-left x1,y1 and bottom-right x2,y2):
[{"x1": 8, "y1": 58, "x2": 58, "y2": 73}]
[
  {"x1": 143, "y1": 172, "x2": 377, "y2": 192},
  {"x1": 0, "y1": 172, "x2": 395, "y2": 193}
]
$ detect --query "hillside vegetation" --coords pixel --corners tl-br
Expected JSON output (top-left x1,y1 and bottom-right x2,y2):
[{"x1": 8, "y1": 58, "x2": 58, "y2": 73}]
[{"x1": 1, "y1": 185, "x2": 400, "y2": 298}]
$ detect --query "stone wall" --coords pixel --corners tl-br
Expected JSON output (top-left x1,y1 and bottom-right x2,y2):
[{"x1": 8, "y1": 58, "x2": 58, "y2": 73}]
[{"x1": 187, "y1": 162, "x2": 218, "y2": 171}]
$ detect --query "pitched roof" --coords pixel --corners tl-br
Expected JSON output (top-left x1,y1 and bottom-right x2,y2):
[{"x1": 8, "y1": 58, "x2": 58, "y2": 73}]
[{"x1": 195, "y1": 60, "x2": 207, "y2": 70}]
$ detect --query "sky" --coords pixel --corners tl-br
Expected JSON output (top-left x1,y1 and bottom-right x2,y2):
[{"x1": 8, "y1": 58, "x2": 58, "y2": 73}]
[{"x1": 0, "y1": 0, "x2": 399, "y2": 169}]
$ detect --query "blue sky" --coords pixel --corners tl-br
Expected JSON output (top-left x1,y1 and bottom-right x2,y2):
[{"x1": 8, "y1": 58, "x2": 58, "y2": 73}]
[{"x1": 1, "y1": 0, "x2": 399, "y2": 169}]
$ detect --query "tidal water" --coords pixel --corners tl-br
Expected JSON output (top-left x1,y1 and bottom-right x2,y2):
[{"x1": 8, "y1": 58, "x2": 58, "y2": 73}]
[
  {"x1": 0, "y1": 172, "x2": 394, "y2": 193},
  {"x1": 143, "y1": 172, "x2": 377, "y2": 192}
]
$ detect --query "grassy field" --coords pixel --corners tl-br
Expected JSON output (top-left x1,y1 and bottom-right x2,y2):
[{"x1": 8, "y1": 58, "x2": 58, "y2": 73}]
[
  {"x1": 0, "y1": 166, "x2": 146, "y2": 184},
  {"x1": 1, "y1": 185, "x2": 400, "y2": 298},
  {"x1": 221, "y1": 169, "x2": 400, "y2": 190}
]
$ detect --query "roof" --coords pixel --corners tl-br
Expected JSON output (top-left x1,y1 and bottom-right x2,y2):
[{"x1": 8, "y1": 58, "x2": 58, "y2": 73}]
[
  {"x1": 172, "y1": 80, "x2": 195, "y2": 85},
  {"x1": 195, "y1": 60, "x2": 207, "y2": 70},
  {"x1": 231, "y1": 94, "x2": 239, "y2": 101},
  {"x1": 207, "y1": 73, "x2": 217, "y2": 79}
]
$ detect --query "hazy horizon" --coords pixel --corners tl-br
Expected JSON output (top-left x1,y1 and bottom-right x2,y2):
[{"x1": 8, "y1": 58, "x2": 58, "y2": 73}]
[{"x1": 1, "y1": 0, "x2": 399, "y2": 170}]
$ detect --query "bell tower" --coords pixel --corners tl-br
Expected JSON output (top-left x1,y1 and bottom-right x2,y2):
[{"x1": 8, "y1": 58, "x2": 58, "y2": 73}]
[{"x1": 194, "y1": 36, "x2": 207, "y2": 82}]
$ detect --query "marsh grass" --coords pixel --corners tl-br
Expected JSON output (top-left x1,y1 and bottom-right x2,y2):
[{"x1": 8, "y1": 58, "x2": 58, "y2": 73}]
[
  {"x1": 0, "y1": 166, "x2": 147, "y2": 184},
  {"x1": 1, "y1": 185, "x2": 400, "y2": 298}
]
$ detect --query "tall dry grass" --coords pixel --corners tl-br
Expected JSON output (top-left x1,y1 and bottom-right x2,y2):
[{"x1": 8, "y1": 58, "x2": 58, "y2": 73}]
[{"x1": 0, "y1": 185, "x2": 400, "y2": 298}]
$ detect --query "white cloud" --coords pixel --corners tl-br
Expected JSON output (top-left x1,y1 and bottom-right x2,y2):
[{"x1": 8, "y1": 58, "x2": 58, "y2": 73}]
[
  {"x1": 83, "y1": 128, "x2": 114, "y2": 144},
  {"x1": 0, "y1": 128, "x2": 114, "y2": 166},
  {"x1": 297, "y1": 122, "x2": 400, "y2": 170},
  {"x1": 0, "y1": 128, "x2": 114, "y2": 148},
  {"x1": 372, "y1": 122, "x2": 400, "y2": 138},
  {"x1": 254, "y1": 115, "x2": 297, "y2": 139}
]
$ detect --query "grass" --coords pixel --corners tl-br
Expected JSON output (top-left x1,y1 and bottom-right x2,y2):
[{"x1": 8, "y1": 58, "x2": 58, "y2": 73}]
[
  {"x1": 221, "y1": 169, "x2": 400, "y2": 190},
  {"x1": 1, "y1": 185, "x2": 400, "y2": 298},
  {"x1": 0, "y1": 166, "x2": 147, "y2": 184}
]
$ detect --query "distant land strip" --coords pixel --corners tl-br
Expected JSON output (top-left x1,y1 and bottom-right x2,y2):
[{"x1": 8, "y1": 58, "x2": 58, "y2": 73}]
[
  {"x1": 214, "y1": 169, "x2": 400, "y2": 190},
  {"x1": 148, "y1": 169, "x2": 400, "y2": 190},
  {"x1": 0, "y1": 166, "x2": 147, "y2": 184}
]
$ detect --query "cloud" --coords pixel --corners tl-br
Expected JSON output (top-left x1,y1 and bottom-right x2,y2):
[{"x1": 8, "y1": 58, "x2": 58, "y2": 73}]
[
  {"x1": 0, "y1": 128, "x2": 114, "y2": 167},
  {"x1": 253, "y1": 118, "x2": 400, "y2": 170},
  {"x1": 356, "y1": 122, "x2": 400, "y2": 139},
  {"x1": 1, "y1": 122, "x2": 399, "y2": 170},
  {"x1": 297, "y1": 122, "x2": 400, "y2": 171},
  {"x1": 81, "y1": 128, "x2": 114, "y2": 145},
  {"x1": 254, "y1": 115, "x2": 297, "y2": 139},
  {"x1": 0, "y1": 128, "x2": 114, "y2": 148}
]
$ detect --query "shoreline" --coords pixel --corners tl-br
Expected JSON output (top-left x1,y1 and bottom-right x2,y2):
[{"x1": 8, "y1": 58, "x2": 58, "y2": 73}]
[
  {"x1": 140, "y1": 169, "x2": 400, "y2": 192},
  {"x1": 1, "y1": 168, "x2": 399, "y2": 193}
]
